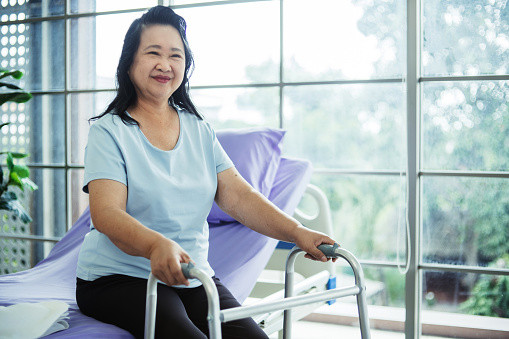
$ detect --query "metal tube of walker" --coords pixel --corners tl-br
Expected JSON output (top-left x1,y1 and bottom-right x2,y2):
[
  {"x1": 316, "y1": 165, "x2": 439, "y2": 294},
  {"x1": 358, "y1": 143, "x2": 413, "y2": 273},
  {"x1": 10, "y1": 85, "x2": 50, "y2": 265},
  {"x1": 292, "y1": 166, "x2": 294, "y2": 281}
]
[
  {"x1": 144, "y1": 263, "x2": 222, "y2": 339},
  {"x1": 144, "y1": 273, "x2": 158, "y2": 339},
  {"x1": 183, "y1": 263, "x2": 222, "y2": 339},
  {"x1": 282, "y1": 244, "x2": 371, "y2": 339}
]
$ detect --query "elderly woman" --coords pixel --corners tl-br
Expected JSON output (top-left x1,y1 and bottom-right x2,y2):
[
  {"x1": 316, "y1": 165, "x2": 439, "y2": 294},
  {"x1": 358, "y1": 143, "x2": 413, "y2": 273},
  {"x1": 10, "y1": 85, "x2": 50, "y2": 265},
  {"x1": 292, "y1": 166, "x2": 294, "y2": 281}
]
[{"x1": 76, "y1": 5, "x2": 337, "y2": 339}]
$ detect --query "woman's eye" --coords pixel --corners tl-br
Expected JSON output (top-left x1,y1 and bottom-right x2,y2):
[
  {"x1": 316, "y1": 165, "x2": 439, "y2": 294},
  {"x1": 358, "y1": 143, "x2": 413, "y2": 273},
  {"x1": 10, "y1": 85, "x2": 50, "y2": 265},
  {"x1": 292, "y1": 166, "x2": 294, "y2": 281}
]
[
  {"x1": 172, "y1": 54, "x2": 183, "y2": 59},
  {"x1": 148, "y1": 51, "x2": 159, "y2": 55}
]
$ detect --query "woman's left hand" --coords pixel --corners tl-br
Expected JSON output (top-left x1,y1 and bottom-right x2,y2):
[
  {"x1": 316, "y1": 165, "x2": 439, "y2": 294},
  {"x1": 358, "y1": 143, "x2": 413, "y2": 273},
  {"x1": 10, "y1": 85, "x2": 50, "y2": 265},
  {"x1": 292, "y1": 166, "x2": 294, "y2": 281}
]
[{"x1": 293, "y1": 226, "x2": 339, "y2": 263}]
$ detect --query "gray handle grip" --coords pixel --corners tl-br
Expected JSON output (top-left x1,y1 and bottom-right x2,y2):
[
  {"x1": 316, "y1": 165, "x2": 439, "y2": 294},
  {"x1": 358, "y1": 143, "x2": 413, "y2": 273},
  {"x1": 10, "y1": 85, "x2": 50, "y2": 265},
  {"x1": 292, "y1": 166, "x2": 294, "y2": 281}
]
[
  {"x1": 317, "y1": 243, "x2": 341, "y2": 258},
  {"x1": 181, "y1": 262, "x2": 195, "y2": 279}
]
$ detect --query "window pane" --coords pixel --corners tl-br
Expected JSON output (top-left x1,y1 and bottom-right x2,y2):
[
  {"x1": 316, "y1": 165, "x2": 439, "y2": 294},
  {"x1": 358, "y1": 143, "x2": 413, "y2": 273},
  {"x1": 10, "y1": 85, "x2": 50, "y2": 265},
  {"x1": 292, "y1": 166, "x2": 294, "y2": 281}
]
[
  {"x1": 328, "y1": 266, "x2": 406, "y2": 309},
  {"x1": 30, "y1": 94, "x2": 65, "y2": 164},
  {"x1": 422, "y1": 177, "x2": 509, "y2": 267},
  {"x1": 0, "y1": 0, "x2": 64, "y2": 21},
  {"x1": 70, "y1": 169, "x2": 88, "y2": 224},
  {"x1": 422, "y1": 0, "x2": 509, "y2": 77},
  {"x1": 0, "y1": 238, "x2": 55, "y2": 274},
  {"x1": 311, "y1": 175, "x2": 406, "y2": 262},
  {"x1": 70, "y1": 12, "x2": 142, "y2": 90},
  {"x1": 31, "y1": 168, "x2": 66, "y2": 237},
  {"x1": 422, "y1": 270, "x2": 509, "y2": 337},
  {"x1": 284, "y1": 0, "x2": 405, "y2": 82},
  {"x1": 1, "y1": 208, "x2": 33, "y2": 255},
  {"x1": 1, "y1": 19, "x2": 65, "y2": 90},
  {"x1": 179, "y1": 2, "x2": 280, "y2": 86},
  {"x1": 191, "y1": 87, "x2": 280, "y2": 129},
  {"x1": 421, "y1": 81, "x2": 509, "y2": 171},
  {"x1": 283, "y1": 84, "x2": 405, "y2": 170},
  {"x1": 69, "y1": 92, "x2": 116, "y2": 165},
  {"x1": 171, "y1": 0, "x2": 218, "y2": 4},
  {"x1": 0, "y1": 167, "x2": 63, "y2": 273},
  {"x1": 70, "y1": 0, "x2": 156, "y2": 14},
  {"x1": 1, "y1": 94, "x2": 65, "y2": 164}
]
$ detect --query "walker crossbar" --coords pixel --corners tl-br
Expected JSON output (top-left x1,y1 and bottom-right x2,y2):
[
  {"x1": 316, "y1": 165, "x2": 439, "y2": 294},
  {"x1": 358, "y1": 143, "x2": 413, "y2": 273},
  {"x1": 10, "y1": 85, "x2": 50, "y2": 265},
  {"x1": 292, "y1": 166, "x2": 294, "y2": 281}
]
[
  {"x1": 144, "y1": 244, "x2": 371, "y2": 339},
  {"x1": 283, "y1": 245, "x2": 371, "y2": 339}
]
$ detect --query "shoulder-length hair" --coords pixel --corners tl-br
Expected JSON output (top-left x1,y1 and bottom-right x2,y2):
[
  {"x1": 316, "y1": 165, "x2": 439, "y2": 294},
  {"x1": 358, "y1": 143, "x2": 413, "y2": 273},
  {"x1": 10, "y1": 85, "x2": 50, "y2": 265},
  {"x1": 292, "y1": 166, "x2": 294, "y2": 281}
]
[{"x1": 91, "y1": 5, "x2": 201, "y2": 124}]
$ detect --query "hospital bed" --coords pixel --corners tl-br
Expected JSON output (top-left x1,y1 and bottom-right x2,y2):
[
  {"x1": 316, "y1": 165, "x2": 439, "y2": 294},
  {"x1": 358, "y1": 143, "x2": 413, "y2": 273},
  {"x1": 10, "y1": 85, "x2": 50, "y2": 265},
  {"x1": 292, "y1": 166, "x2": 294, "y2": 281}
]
[{"x1": 0, "y1": 127, "x2": 370, "y2": 338}]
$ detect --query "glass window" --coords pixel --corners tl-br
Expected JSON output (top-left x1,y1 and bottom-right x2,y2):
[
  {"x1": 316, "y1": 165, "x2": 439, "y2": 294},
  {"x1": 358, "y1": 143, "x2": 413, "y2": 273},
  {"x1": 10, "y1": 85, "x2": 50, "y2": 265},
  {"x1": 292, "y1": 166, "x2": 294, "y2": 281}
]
[
  {"x1": 362, "y1": 266, "x2": 406, "y2": 308},
  {"x1": 422, "y1": 270, "x2": 509, "y2": 336},
  {"x1": 191, "y1": 87, "x2": 280, "y2": 130},
  {"x1": 1, "y1": 94, "x2": 65, "y2": 164},
  {"x1": 171, "y1": 0, "x2": 218, "y2": 5},
  {"x1": 28, "y1": 94, "x2": 66, "y2": 165},
  {"x1": 283, "y1": 83, "x2": 405, "y2": 170},
  {"x1": 422, "y1": 0, "x2": 509, "y2": 77},
  {"x1": 70, "y1": 169, "x2": 88, "y2": 224},
  {"x1": 0, "y1": 0, "x2": 65, "y2": 21},
  {"x1": 178, "y1": 1, "x2": 280, "y2": 86},
  {"x1": 1, "y1": 238, "x2": 32, "y2": 274},
  {"x1": 421, "y1": 80, "x2": 509, "y2": 171},
  {"x1": 70, "y1": 0, "x2": 157, "y2": 14},
  {"x1": 69, "y1": 92, "x2": 116, "y2": 165},
  {"x1": 284, "y1": 0, "x2": 406, "y2": 82},
  {"x1": 421, "y1": 176, "x2": 509, "y2": 267},
  {"x1": 30, "y1": 168, "x2": 67, "y2": 238},
  {"x1": 70, "y1": 12, "x2": 143, "y2": 90},
  {"x1": 0, "y1": 19, "x2": 65, "y2": 91},
  {"x1": 311, "y1": 174, "x2": 406, "y2": 263}
]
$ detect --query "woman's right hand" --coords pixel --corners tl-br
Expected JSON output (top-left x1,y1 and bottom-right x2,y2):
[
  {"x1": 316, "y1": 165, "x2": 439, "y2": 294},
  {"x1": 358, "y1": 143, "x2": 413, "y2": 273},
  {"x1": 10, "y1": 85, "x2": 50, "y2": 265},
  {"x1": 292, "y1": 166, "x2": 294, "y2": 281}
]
[{"x1": 148, "y1": 236, "x2": 192, "y2": 286}]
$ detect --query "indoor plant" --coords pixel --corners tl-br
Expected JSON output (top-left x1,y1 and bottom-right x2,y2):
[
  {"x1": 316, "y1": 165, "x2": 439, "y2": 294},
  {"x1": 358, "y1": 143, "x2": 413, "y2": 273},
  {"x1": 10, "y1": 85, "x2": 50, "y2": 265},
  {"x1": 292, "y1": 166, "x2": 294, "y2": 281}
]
[{"x1": 0, "y1": 68, "x2": 38, "y2": 223}]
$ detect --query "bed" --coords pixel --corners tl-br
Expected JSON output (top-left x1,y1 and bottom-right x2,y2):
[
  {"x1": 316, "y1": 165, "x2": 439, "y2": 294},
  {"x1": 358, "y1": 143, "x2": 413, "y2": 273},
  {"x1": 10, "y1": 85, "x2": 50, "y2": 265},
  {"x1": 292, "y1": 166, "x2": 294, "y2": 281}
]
[{"x1": 0, "y1": 127, "x2": 314, "y2": 338}]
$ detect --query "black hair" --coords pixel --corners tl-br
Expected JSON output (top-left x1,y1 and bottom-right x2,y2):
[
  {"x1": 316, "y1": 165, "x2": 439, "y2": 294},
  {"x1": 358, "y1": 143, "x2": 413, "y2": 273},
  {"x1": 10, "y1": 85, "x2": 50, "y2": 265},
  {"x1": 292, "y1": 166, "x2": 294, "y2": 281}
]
[{"x1": 90, "y1": 5, "x2": 201, "y2": 125}]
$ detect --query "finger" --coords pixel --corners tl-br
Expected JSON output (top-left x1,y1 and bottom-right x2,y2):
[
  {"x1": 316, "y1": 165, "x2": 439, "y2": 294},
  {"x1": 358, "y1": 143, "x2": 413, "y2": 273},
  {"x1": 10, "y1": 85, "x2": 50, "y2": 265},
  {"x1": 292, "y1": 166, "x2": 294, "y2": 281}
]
[
  {"x1": 304, "y1": 253, "x2": 318, "y2": 261},
  {"x1": 152, "y1": 268, "x2": 172, "y2": 286},
  {"x1": 176, "y1": 259, "x2": 193, "y2": 285}
]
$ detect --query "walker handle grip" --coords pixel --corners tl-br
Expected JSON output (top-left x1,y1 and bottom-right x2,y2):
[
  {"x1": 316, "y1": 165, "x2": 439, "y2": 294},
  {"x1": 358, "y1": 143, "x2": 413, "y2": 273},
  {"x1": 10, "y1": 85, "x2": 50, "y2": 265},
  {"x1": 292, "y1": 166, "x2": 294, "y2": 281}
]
[
  {"x1": 181, "y1": 262, "x2": 195, "y2": 279},
  {"x1": 318, "y1": 243, "x2": 341, "y2": 258}
]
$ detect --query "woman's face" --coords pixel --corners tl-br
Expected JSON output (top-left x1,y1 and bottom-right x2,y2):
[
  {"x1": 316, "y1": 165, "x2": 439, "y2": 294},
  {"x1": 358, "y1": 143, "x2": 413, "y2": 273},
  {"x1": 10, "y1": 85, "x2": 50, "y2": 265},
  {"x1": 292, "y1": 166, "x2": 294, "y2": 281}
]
[{"x1": 129, "y1": 24, "x2": 186, "y2": 105}]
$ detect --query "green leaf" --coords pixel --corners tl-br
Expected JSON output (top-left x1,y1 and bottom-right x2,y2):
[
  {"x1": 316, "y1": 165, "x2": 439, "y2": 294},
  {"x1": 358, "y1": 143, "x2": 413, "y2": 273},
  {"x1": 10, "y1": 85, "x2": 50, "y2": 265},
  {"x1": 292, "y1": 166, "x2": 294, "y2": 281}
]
[
  {"x1": 0, "y1": 92, "x2": 32, "y2": 105},
  {"x1": 11, "y1": 164, "x2": 30, "y2": 179},
  {"x1": 8, "y1": 172, "x2": 23, "y2": 190},
  {"x1": 0, "y1": 70, "x2": 23, "y2": 80},
  {"x1": 20, "y1": 177, "x2": 38, "y2": 191},
  {"x1": 6, "y1": 153, "x2": 13, "y2": 171},
  {"x1": 2, "y1": 191, "x2": 17, "y2": 201},
  {"x1": 10, "y1": 152, "x2": 29, "y2": 159},
  {"x1": 0, "y1": 81, "x2": 23, "y2": 90},
  {"x1": 0, "y1": 197, "x2": 32, "y2": 223},
  {"x1": 0, "y1": 122, "x2": 11, "y2": 130}
]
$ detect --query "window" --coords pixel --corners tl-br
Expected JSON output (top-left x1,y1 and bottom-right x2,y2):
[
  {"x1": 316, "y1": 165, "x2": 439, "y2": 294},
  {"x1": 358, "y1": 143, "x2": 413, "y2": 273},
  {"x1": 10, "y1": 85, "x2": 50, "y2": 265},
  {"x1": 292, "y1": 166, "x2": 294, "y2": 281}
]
[
  {"x1": 1, "y1": 0, "x2": 508, "y2": 337},
  {"x1": 419, "y1": 0, "x2": 509, "y2": 335}
]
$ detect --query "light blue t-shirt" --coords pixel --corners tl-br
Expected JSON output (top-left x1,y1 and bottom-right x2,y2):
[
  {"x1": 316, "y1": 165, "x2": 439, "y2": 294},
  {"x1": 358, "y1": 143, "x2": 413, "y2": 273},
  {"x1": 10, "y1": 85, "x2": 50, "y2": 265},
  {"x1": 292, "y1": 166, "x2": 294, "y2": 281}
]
[{"x1": 76, "y1": 108, "x2": 234, "y2": 287}]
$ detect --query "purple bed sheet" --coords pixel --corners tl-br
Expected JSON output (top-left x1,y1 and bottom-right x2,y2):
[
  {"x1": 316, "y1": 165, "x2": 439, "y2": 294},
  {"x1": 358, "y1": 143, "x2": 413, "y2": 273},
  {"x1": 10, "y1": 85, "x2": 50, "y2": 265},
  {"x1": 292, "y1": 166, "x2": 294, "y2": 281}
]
[{"x1": 0, "y1": 157, "x2": 312, "y2": 338}]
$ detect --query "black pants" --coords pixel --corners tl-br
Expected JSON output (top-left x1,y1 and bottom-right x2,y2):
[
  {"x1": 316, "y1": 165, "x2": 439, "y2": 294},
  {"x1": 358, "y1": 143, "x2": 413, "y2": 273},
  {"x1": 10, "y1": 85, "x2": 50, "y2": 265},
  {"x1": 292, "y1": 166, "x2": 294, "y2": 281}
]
[{"x1": 76, "y1": 275, "x2": 268, "y2": 339}]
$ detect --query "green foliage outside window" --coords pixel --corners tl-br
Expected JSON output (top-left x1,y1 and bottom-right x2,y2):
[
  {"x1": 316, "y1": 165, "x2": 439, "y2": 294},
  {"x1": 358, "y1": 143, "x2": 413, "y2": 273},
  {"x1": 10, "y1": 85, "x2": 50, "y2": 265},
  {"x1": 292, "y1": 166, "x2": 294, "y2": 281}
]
[{"x1": 461, "y1": 254, "x2": 509, "y2": 318}]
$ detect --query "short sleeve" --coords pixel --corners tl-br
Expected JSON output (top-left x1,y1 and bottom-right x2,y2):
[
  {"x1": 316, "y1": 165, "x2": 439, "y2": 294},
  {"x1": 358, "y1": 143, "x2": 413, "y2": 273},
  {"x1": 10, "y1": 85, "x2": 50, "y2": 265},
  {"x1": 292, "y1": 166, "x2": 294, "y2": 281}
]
[
  {"x1": 82, "y1": 123, "x2": 127, "y2": 193},
  {"x1": 212, "y1": 128, "x2": 234, "y2": 174}
]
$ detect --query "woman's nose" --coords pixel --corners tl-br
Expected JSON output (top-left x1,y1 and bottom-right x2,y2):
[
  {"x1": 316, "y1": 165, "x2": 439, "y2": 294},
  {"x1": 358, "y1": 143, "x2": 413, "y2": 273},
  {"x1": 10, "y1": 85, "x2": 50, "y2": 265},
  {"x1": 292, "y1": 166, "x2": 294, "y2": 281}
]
[{"x1": 156, "y1": 61, "x2": 172, "y2": 72}]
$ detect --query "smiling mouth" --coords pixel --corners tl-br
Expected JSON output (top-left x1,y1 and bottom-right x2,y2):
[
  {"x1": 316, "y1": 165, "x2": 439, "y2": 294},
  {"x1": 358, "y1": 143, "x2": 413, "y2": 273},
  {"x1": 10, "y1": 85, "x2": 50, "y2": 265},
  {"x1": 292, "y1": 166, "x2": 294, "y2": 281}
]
[{"x1": 152, "y1": 75, "x2": 171, "y2": 83}]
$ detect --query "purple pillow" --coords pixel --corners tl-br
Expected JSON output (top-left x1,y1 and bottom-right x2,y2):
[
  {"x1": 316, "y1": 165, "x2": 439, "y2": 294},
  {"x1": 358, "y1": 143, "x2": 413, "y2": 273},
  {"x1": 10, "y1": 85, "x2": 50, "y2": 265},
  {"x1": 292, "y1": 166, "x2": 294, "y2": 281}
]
[{"x1": 208, "y1": 127, "x2": 286, "y2": 224}]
